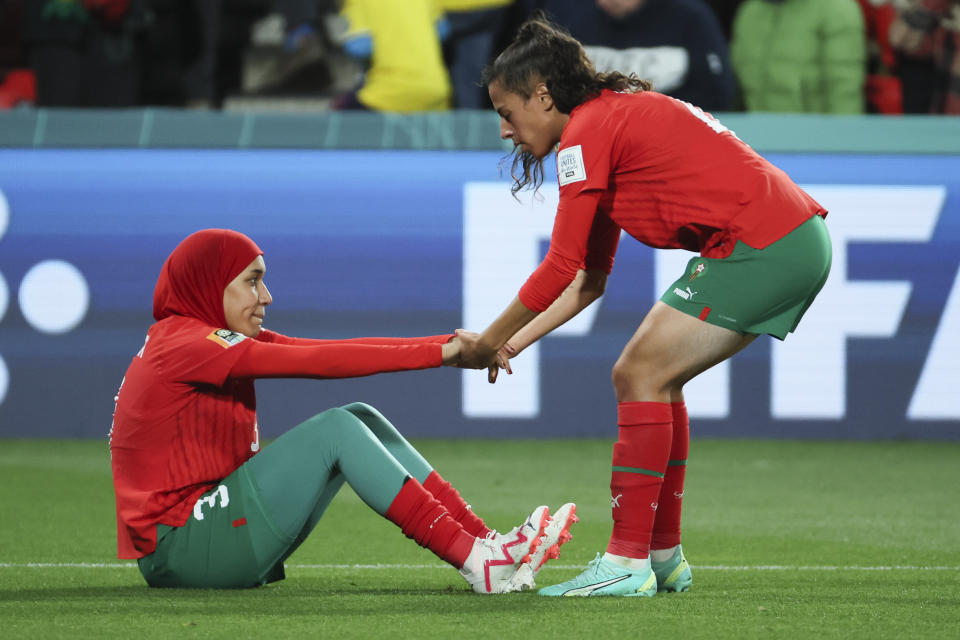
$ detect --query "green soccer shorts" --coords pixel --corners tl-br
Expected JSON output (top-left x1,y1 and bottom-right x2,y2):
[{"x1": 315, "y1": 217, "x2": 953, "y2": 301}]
[{"x1": 660, "y1": 215, "x2": 832, "y2": 340}]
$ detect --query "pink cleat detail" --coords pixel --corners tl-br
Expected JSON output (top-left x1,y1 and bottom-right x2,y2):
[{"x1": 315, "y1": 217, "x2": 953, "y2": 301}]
[
  {"x1": 530, "y1": 503, "x2": 577, "y2": 573},
  {"x1": 504, "y1": 503, "x2": 578, "y2": 591},
  {"x1": 460, "y1": 506, "x2": 549, "y2": 594}
]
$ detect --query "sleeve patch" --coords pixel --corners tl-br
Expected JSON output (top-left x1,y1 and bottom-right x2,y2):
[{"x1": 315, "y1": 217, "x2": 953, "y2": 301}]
[
  {"x1": 206, "y1": 329, "x2": 247, "y2": 349},
  {"x1": 557, "y1": 145, "x2": 587, "y2": 186}
]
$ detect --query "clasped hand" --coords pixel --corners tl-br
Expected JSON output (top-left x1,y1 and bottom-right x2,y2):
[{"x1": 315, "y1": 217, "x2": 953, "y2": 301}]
[{"x1": 442, "y1": 330, "x2": 516, "y2": 383}]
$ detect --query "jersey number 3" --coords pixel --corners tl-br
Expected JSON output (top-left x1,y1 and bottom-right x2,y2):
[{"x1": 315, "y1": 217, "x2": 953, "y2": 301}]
[{"x1": 193, "y1": 484, "x2": 230, "y2": 521}]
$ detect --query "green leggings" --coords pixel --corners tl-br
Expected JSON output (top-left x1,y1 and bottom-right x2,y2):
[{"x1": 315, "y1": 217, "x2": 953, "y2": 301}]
[
  {"x1": 252, "y1": 402, "x2": 434, "y2": 532},
  {"x1": 138, "y1": 402, "x2": 435, "y2": 588}
]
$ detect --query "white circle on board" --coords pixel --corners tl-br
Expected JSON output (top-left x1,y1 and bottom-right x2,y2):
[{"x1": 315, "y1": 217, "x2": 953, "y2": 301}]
[
  {"x1": 19, "y1": 260, "x2": 90, "y2": 334},
  {"x1": 0, "y1": 354, "x2": 7, "y2": 406}
]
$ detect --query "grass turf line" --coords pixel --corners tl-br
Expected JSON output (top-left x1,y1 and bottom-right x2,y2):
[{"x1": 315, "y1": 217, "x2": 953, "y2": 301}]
[{"x1": 0, "y1": 438, "x2": 958, "y2": 639}]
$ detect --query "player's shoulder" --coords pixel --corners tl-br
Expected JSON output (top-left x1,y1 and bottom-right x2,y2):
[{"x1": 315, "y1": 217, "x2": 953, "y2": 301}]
[
  {"x1": 151, "y1": 317, "x2": 249, "y2": 353},
  {"x1": 634, "y1": 91, "x2": 708, "y2": 121},
  {"x1": 563, "y1": 90, "x2": 669, "y2": 149},
  {"x1": 568, "y1": 90, "x2": 650, "y2": 125},
  {"x1": 600, "y1": 90, "x2": 677, "y2": 126},
  {"x1": 603, "y1": 89, "x2": 672, "y2": 110},
  {"x1": 143, "y1": 317, "x2": 252, "y2": 384}
]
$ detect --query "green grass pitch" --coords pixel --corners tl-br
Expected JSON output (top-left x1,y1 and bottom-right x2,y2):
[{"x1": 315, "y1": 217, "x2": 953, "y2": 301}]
[{"x1": 1, "y1": 438, "x2": 958, "y2": 639}]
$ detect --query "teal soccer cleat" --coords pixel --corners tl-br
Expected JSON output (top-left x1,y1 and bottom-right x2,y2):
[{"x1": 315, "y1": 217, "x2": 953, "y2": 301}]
[
  {"x1": 651, "y1": 545, "x2": 693, "y2": 593},
  {"x1": 538, "y1": 553, "x2": 656, "y2": 597}
]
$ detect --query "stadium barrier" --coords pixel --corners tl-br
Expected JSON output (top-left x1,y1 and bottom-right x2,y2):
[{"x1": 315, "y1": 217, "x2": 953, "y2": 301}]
[{"x1": 0, "y1": 110, "x2": 957, "y2": 439}]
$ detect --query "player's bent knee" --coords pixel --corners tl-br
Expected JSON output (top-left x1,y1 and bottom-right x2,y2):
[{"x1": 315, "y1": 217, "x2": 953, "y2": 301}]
[
  {"x1": 300, "y1": 407, "x2": 368, "y2": 442},
  {"x1": 611, "y1": 358, "x2": 649, "y2": 389},
  {"x1": 342, "y1": 401, "x2": 402, "y2": 439},
  {"x1": 611, "y1": 358, "x2": 671, "y2": 399},
  {"x1": 341, "y1": 401, "x2": 382, "y2": 420}
]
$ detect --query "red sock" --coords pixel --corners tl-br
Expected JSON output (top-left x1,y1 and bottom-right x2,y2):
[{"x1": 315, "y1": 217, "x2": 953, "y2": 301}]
[
  {"x1": 385, "y1": 477, "x2": 475, "y2": 568},
  {"x1": 606, "y1": 401, "x2": 673, "y2": 559},
  {"x1": 422, "y1": 470, "x2": 492, "y2": 538},
  {"x1": 651, "y1": 401, "x2": 689, "y2": 550}
]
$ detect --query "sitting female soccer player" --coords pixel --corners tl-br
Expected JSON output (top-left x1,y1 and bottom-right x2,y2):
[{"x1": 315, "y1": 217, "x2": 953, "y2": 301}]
[
  {"x1": 109, "y1": 228, "x2": 577, "y2": 592},
  {"x1": 455, "y1": 17, "x2": 832, "y2": 597}
]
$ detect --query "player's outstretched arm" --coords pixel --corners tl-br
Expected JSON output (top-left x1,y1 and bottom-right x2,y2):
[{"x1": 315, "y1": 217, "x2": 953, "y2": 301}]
[{"x1": 486, "y1": 268, "x2": 607, "y2": 383}]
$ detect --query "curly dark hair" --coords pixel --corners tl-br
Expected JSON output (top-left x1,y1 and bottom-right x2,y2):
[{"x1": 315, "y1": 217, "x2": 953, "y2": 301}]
[{"x1": 482, "y1": 15, "x2": 652, "y2": 195}]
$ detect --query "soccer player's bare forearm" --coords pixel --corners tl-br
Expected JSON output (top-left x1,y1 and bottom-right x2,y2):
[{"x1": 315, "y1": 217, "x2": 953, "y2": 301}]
[{"x1": 509, "y1": 269, "x2": 606, "y2": 353}]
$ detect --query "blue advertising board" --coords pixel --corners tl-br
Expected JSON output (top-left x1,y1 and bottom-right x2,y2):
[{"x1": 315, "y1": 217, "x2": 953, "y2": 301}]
[{"x1": 0, "y1": 149, "x2": 957, "y2": 439}]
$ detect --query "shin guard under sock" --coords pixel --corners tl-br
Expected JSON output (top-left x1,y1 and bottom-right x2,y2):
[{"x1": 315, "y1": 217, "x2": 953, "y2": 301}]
[
  {"x1": 606, "y1": 401, "x2": 673, "y2": 559},
  {"x1": 385, "y1": 477, "x2": 475, "y2": 567},
  {"x1": 422, "y1": 470, "x2": 492, "y2": 538},
  {"x1": 651, "y1": 401, "x2": 689, "y2": 550}
]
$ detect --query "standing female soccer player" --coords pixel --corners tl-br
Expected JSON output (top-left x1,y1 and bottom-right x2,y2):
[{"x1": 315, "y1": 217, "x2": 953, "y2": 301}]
[
  {"x1": 109, "y1": 228, "x2": 576, "y2": 593},
  {"x1": 455, "y1": 17, "x2": 832, "y2": 597}
]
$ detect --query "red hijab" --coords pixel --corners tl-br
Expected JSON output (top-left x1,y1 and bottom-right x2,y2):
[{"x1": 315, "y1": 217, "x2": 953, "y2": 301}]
[{"x1": 153, "y1": 229, "x2": 263, "y2": 327}]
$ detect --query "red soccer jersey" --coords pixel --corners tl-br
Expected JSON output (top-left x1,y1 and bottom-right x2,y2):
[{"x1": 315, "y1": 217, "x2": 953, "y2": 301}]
[
  {"x1": 109, "y1": 316, "x2": 446, "y2": 559},
  {"x1": 519, "y1": 90, "x2": 826, "y2": 312}
]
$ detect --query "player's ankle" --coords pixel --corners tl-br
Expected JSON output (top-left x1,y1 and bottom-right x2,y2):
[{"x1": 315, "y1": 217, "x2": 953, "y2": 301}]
[
  {"x1": 650, "y1": 545, "x2": 679, "y2": 563},
  {"x1": 603, "y1": 552, "x2": 650, "y2": 571}
]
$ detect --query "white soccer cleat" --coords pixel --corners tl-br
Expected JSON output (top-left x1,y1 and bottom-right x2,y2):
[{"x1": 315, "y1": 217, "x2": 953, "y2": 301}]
[
  {"x1": 504, "y1": 502, "x2": 578, "y2": 591},
  {"x1": 459, "y1": 505, "x2": 550, "y2": 594}
]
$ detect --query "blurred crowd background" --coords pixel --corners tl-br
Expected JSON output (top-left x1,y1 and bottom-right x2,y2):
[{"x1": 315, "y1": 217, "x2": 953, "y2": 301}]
[{"x1": 0, "y1": 0, "x2": 957, "y2": 114}]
